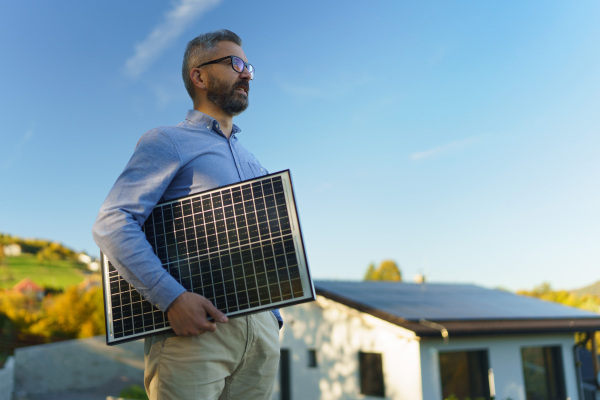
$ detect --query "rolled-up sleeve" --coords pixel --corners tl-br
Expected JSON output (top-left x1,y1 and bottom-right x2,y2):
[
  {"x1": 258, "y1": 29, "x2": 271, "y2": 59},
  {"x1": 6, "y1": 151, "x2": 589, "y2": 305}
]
[{"x1": 92, "y1": 129, "x2": 186, "y2": 311}]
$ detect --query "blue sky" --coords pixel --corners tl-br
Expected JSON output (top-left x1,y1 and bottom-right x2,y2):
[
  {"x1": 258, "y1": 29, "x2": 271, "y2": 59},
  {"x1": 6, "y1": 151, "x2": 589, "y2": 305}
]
[{"x1": 1, "y1": 0, "x2": 599, "y2": 292}]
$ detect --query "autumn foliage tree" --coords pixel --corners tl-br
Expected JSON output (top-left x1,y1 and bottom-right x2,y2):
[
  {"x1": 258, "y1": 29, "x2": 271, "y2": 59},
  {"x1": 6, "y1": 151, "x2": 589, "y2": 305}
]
[
  {"x1": 517, "y1": 282, "x2": 600, "y2": 356},
  {"x1": 364, "y1": 260, "x2": 402, "y2": 281},
  {"x1": 36, "y1": 241, "x2": 78, "y2": 264},
  {"x1": 0, "y1": 283, "x2": 105, "y2": 361},
  {"x1": 517, "y1": 282, "x2": 600, "y2": 313},
  {"x1": 0, "y1": 232, "x2": 104, "y2": 365},
  {"x1": 29, "y1": 285, "x2": 105, "y2": 339}
]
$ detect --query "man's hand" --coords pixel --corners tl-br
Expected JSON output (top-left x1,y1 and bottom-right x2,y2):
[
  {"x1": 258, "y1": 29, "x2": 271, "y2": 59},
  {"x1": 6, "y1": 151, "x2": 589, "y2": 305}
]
[{"x1": 166, "y1": 292, "x2": 228, "y2": 336}]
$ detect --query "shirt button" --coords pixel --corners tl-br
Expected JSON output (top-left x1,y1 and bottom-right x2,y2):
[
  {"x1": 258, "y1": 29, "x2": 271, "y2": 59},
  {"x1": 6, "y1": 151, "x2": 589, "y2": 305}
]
[{"x1": 206, "y1": 125, "x2": 210, "y2": 129}]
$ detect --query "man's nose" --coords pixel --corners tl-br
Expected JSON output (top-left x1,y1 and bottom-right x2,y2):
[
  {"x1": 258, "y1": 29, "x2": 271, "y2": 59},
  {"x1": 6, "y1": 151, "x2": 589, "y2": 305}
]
[{"x1": 239, "y1": 66, "x2": 252, "y2": 80}]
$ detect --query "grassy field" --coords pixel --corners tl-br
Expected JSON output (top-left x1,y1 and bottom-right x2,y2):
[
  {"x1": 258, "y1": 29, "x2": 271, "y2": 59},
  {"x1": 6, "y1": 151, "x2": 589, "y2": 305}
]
[{"x1": 0, "y1": 254, "x2": 95, "y2": 290}]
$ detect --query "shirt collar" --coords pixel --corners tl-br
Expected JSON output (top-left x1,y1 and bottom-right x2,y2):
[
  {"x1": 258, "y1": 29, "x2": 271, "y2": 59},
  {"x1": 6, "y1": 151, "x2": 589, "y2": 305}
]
[{"x1": 185, "y1": 109, "x2": 242, "y2": 136}]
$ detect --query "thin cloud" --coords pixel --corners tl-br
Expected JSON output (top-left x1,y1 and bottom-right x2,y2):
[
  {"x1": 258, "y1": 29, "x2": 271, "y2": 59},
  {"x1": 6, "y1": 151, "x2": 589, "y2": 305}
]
[
  {"x1": 410, "y1": 135, "x2": 484, "y2": 161},
  {"x1": 2, "y1": 125, "x2": 34, "y2": 170},
  {"x1": 124, "y1": 0, "x2": 222, "y2": 79},
  {"x1": 277, "y1": 73, "x2": 371, "y2": 100}
]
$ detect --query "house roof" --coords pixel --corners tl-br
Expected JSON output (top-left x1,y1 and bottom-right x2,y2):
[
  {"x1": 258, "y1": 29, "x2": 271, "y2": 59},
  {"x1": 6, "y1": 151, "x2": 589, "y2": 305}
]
[
  {"x1": 13, "y1": 278, "x2": 43, "y2": 292},
  {"x1": 314, "y1": 280, "x2": 600, "y2": 337}
]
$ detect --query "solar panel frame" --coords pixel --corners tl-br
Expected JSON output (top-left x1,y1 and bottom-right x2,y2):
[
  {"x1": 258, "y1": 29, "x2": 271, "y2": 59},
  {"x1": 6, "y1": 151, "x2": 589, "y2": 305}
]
[{"x1": 101, "y1": 170, "x2": 314, "y2": 345}]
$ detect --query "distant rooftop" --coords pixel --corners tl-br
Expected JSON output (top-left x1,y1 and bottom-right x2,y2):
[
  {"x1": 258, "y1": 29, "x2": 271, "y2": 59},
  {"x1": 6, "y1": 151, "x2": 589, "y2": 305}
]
[
  {"x1": 314, "y1": 280, "x2": 600, "y2": 337},
  {"x1": 13, "y1": 278, "x2": 43, "y2": 292}
]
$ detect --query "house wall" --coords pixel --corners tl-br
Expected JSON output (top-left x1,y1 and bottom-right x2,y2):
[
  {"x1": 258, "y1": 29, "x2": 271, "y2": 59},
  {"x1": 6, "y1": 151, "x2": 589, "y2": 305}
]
[
  {"x1": 419, "y1": 333, "x2": 580, "y2": 400},
  {"x1": 277, "y1": 296, "x2": 423, "y2": 400}
]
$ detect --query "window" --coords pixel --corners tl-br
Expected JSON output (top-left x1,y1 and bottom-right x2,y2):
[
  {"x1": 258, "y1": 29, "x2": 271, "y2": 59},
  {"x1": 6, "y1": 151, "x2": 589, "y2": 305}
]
[
  {"x1": 439, "y1": 349, "x2": 491, "y2": 400},
  {"x1": 307, "y1": 349, "x2": 318, "y2": 368},
  {"x1": 359, "y1": 351, "x2": 385, "y2": 397},
  {"x1": 521, "y1": 346, "x2": 566, "y2": 400},
  {"x1": 575, "y1": 345, "x2": 597, "y2": 400}
]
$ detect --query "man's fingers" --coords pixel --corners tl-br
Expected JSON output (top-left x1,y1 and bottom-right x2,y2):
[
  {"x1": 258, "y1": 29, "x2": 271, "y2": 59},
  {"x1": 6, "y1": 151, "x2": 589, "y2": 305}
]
[
  {"x1": 166, "y1": 293, "x2": 228, "y2": 336},
  {"x1": 166, "y1": 292, "x2": 228, "y2": 336},
  {"x1": 203, "y1": 299, "x2": 229, "y2": 323}
]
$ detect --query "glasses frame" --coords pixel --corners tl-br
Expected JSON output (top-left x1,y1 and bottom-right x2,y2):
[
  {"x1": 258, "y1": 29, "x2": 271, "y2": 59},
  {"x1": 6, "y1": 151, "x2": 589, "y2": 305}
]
[{"x1": 197, "y1": 55, "x2": 254, "y2": 80}]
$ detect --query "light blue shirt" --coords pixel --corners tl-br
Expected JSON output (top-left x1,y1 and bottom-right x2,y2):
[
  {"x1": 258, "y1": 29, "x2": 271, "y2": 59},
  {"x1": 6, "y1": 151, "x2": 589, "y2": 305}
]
[{"x1": 93, "y1": 110, "x2": 281, "y2": 324}]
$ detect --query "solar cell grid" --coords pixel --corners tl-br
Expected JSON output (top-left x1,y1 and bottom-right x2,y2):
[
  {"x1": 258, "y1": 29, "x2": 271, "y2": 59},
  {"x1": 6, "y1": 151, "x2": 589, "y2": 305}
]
[{"x1": 101, "y1": 170, "x2": 314, "y2": 345}]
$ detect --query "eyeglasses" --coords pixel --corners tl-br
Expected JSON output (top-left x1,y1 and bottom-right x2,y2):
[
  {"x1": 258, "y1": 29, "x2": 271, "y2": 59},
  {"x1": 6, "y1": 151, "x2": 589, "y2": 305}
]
[{"x1": 197, "y1": 55, "x2": 254, "y2": 80}]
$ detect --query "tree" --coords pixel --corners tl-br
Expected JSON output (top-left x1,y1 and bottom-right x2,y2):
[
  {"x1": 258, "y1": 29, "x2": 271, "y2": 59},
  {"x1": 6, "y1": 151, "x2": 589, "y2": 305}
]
[
  {"x1": 36, "y1": 241, "x2": 77, "y2": 264},
  {"x1": 0, "y1": 311, "x2": 17, "y2": 360},
  {"x1": 377, "y1": 260, "x2": 402, "y2": 281},
  {"x1": 518, "y1": 282, "x2": 600, "y2": 357},
  {"x1": 364, "y1": 263, "x2": 378, "y2": 280},
  {"x1": 517, "y1": 282, "x2": 600, "y2": 313},
  {"x1": 0, "y1": 281, "x2": 106, "y2": 346},
  {"x1": 29, "y1": 285, "x2": 105, "y2": 339},
  {"x1": 363, "y1": 260, "x2": 402, "y2": 282}
]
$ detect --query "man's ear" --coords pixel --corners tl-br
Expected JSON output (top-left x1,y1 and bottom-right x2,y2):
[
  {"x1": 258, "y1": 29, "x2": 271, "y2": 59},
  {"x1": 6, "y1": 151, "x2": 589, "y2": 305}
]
[{"x1": 190, "y1": 68, "x2": 207, "y2": 90}]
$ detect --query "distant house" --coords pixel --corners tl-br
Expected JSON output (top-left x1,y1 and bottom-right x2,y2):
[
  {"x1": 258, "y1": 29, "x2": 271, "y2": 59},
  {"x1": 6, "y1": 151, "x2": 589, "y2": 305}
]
[
  {"x1": 77, "y1": 253, "x2": 92, "y2": 265},
  {"x1": 13, "y1": 278, "x2": 44, "y2": 298},
  {"x1": 87, "y1": 260, "x2": 100, "y2": 272},
  {"x1": 76, "y1": 252, "x2": 101, "y2": 272},
  {"x1": 275, "y1": 281, "x2": 600, "y2": 400},
  {"x1": 3, "y1": 244, "x2": 21, "y2": 257}
]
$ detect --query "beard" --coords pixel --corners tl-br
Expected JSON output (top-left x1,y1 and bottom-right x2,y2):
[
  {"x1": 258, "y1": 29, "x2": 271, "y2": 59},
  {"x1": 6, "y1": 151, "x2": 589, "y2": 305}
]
[{"x1": 206, "y1": 76, "x2": 249, "y2": 116}]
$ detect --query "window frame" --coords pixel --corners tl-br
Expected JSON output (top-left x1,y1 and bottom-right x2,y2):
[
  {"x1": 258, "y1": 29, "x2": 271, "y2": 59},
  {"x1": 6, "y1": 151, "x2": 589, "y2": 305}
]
[
  {"x1": 438, "y1": 348, "x2": 491, "y2": 399},
  {"x1": 358, "y1": 351, "x2": 386, "y2": 398},
  {"x1": 521, "y1": 345, "x2": 567, "y2": 400},
  {"x1": 307, "y1": 348, "x2": 318, "y2": 368}
]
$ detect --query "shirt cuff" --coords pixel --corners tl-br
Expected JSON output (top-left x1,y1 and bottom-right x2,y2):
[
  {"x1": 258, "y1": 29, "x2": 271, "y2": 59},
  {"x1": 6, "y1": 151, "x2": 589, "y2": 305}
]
[
  {"x1": 151, "y1": 275, "x2": 187, "y2": 312},
  {"x1": 271, "y1": 308, "x2": 283, "y2": 329}
]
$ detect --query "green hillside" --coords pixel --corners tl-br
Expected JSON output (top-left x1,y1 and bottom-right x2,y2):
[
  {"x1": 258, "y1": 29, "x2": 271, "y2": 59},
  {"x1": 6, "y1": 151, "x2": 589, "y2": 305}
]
[{"x1": 0, "y1": 253, "x2": 92, "y2": 290}]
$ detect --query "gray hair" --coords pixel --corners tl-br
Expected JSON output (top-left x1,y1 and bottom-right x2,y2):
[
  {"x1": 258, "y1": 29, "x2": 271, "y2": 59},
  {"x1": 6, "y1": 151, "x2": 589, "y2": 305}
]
[{"x1": 182, "y1": 29, "x2": 243, "y2": 100}]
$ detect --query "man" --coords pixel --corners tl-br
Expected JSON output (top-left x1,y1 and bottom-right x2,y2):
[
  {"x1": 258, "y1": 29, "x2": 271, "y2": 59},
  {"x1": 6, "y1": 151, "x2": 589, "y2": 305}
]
[{"x1": 92, "y1": 29, "x2": 280, "y2": 400}]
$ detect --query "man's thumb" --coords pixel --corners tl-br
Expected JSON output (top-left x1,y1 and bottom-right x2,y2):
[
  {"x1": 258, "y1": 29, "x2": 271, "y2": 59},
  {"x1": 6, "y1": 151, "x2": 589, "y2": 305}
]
[{"x1": 205, "y1": 302, "x2": 229, "y2": 323}]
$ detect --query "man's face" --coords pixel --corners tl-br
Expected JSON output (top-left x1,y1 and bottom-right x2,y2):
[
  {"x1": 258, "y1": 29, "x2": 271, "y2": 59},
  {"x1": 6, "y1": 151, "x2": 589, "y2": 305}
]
[{"x1": 205, "y1": 41, "x2": 251, "y2": 116}]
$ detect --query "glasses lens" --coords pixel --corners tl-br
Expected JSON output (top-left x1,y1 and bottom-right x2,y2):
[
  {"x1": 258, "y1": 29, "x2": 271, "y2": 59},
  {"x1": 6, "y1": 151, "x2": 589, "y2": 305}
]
[
  {"x1": 232, "y1": 56, "x2": 254, "y2": 79},
  {"x1": 231, "y1": 56, "x2": 244, "y2": 73}
]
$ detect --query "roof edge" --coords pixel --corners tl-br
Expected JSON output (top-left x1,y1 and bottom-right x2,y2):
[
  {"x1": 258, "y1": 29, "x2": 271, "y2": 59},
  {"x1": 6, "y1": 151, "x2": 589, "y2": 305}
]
[{"x1": 316, "y1": 287, "x2": 600, "y2": 337}]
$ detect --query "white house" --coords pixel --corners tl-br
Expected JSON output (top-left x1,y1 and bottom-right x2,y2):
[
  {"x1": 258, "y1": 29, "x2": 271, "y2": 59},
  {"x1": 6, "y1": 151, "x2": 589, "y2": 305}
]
[
  {"x1": 77, "y1": 253, "x2": 93, "y2": 265},
  {"x1": 275, "y1": 281, "x2": 600, "y2": 400},
  {"x1": 3, "y1": 244, "x2": 21, "y2": 257}
]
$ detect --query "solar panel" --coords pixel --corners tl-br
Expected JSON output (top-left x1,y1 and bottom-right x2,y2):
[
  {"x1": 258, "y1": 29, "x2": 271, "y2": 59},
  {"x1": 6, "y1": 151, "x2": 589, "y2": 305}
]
[{"x1": 101, "y1": 170, "x2": 314, "y2": 345}]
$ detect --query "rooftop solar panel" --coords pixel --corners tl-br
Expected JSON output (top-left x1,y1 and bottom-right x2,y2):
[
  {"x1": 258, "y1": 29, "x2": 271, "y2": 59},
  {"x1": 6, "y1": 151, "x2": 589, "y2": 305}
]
[
  {"x1": 314, "y1": 281, "x2": 599, "y2": 321},
  {"x1": 314, "y1": 281, "x2": 600, "y2": 336},
  {"x1": 101, "y1": 170, "x2": 315, "y2": 345}
]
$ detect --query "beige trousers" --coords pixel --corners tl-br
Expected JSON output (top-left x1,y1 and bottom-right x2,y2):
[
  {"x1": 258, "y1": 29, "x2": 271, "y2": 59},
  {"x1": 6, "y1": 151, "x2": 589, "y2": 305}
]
[{"x1": 144, "y1": 311, "x2": 280, "y2": 400}]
